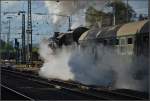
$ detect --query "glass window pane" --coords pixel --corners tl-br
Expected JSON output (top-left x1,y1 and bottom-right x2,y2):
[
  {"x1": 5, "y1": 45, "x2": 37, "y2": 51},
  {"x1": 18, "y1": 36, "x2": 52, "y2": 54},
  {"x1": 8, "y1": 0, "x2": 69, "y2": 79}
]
[
  {"x1": 120, "y1": 39, "x2": 125, "y2": 45},
  {"x1": 128, "y1": 38, "x2": 133, "y2": 44},
  {"x1": 116, "y1": 39, "x2": 119, "y2": 45}
]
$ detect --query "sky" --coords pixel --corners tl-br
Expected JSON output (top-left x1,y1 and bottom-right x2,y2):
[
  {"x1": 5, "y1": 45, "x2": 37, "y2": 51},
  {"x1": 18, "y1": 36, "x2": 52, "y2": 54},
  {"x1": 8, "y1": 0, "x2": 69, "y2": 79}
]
[
  {"x1": 0, "y1": 0, "x2": 148, "y2": 45},
  {"x1": 124, "y1": 0, "x2": 148, "y2": 15}
]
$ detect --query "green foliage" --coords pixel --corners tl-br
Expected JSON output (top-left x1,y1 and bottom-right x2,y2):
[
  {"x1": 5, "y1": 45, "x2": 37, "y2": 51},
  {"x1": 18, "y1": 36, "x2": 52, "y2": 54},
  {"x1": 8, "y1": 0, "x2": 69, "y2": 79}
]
[
  {"x1": 107, "y1": 0, "x2": 135, "y2": 24},
  {"x1": 85, "y1": 0, "x2": 135, "y2": 27},
  {"x1": 0, "y1": 41, "x2": 15, "y2": 52},
  {"x1": 85, "y1": 6, "x2": 104, "y2": 27},
  {"x1": 32, "y1": 47, "x2": 39, "y2": 53}
]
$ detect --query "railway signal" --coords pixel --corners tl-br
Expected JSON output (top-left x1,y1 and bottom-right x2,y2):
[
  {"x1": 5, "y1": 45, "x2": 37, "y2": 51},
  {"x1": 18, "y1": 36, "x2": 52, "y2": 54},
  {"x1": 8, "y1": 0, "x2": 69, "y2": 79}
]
[
  {"x1": 15, "y1": 38, "x2": 20, "y2": 64},
  {"x1": 3, "y1": 11, "x2": 26, "y2": 63}
]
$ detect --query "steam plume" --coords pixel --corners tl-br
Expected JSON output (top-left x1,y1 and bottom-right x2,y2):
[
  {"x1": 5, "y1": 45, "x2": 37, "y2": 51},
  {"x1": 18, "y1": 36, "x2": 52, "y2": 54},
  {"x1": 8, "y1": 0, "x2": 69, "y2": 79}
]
[
  {"x1": 38, "y1": 39, "x2": 74, "y2": 80},
  {"x1": 44, "y1": 0, "x2": 108, "y2": 30},
  {"x1": 39, "y1": 39, "x2": 148, "y2": 92}
]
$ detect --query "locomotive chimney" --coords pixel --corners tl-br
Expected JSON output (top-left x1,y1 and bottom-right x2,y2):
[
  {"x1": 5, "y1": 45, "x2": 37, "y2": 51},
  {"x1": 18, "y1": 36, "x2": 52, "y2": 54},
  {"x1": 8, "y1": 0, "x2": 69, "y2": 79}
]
[{"x1": 53, "y1": 32, "x2": 59, "y2": 38}]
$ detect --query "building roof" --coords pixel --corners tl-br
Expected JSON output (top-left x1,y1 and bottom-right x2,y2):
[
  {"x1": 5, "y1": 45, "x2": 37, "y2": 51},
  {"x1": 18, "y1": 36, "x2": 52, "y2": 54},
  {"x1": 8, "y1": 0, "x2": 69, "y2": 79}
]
[
  {"x1": 72, "y1": 27, "x2": 89, "y2": 42},
  {"x1": 78, "y1": 30, "x2": 89, "y2": 41},
  {"x1": 97, "y1": 25, "x2": 120, "y2": 38},
  {"x1": 79, "y1": 20, "x2": 149, "y2": 41},
  {"x1": 117, "y1": 20, "x2": 149, "y2": 36},
  {"x1": 79, "y1": 25, "x2": 120, "y2": 41},
  {"x1": 78, "y1": 27, "x2": 100, "y2": 41}
]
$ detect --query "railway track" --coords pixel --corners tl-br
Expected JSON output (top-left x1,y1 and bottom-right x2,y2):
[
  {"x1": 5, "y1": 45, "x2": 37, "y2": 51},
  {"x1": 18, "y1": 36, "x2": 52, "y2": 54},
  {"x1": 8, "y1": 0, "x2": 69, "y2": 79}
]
[
  {"x1": 49, "y1": 79, "x2": 148, "y2": 100},
  {"x1": 46, "y1": 79, "x2": 148, "y2": 100},
  {"x1": 2, "y1": 68, "x2": 106, "y2": 100},
  {"x1": 1, "y1": 84, "x2": 34, "y2": 100},
  {"x1": 1, "y1": 67, "x2": 148, "y2": 100}
]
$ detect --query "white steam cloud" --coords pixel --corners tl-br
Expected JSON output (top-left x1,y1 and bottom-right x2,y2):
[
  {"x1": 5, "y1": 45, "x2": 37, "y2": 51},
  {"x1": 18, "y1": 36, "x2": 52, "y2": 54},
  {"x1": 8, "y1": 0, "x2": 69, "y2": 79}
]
[
  {"x1": 38, "y1": 39, "x2": 74, "y2": 80},
  {"x1": 44, "y1": 0, "x2": 108, "y2": 30},
  {"x1": 39, "y1": 39, "x2": 148, "y2": 92}
]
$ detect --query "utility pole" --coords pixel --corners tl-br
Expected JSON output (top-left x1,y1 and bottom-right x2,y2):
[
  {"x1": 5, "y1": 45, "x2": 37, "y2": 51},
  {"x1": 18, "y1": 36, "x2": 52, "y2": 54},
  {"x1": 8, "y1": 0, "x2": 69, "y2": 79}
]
[
  {"x1": 27, "y1": 0, "x2": 32, "y2": 65},
  {"x1": 6, "y1": 17, "x2": 12, "y2": 59},
  {"x1": 18, "y1": 11, "x2": 26, "y2": 63},
  {"x1": 126, "y1": 0, "x2": 129, "y2": 22},
  {"x1": 7, "y1": 17, "x2": 12, "y2": 45},
  {"x1": 0, "y1": 0, "x2": 1, "y2": 61},
  {"x1": 68, "y1": 16, "x2": 71, "y2": 31},
  {"x1": 113, "y1": 1, "x2": 116, "y2": 26}
]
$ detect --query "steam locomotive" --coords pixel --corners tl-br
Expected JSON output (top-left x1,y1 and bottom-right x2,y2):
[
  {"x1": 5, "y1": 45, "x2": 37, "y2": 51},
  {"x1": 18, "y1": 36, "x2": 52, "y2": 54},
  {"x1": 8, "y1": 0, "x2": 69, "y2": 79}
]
[
  {"x1": 48, "y1": 20, "x2": 149, "y2": 57},
  {"x1": 48, "y1": 20, "x2": 149, "y2": 81}
]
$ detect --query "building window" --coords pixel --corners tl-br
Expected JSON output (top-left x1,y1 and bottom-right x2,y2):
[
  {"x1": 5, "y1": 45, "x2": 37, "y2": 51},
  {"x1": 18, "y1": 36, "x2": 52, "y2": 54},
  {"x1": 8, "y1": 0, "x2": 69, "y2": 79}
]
[
  {"x1": 120, "y1": 38, "x2": 125, "y2": 45},
  {"x1": 115, "y1": 39, "x2": 119, "y2": 45},
  {"x1": 128, "y1": 38, "x2": 133, "y2": 44}
]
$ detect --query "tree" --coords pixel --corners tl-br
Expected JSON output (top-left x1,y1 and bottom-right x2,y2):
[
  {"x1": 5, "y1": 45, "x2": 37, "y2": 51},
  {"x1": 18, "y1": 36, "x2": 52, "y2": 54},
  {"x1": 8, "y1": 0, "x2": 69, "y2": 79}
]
[
  {"x1": 107, "y1": 0, "x2": 135, "y2": 24},
  {"x1": 0, "y1": 40, "x2": 15, "y2": 53},
  {"x1": 85, "y1": 6, "x2": 104, "y2": 28},
  {"x1": 85, "y1": 0, "x2": 135, "y2": 28}
]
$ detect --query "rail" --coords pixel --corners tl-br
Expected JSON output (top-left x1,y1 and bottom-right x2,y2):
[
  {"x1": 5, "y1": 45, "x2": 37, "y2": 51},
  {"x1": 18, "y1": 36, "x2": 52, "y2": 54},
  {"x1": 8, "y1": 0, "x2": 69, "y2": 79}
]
[
  {"x1": 0, "y1": 84, "x2": 34, "y2": 100},
  {"x1": 2, "y1": 67, "x2": 147, "y2": 100}
]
